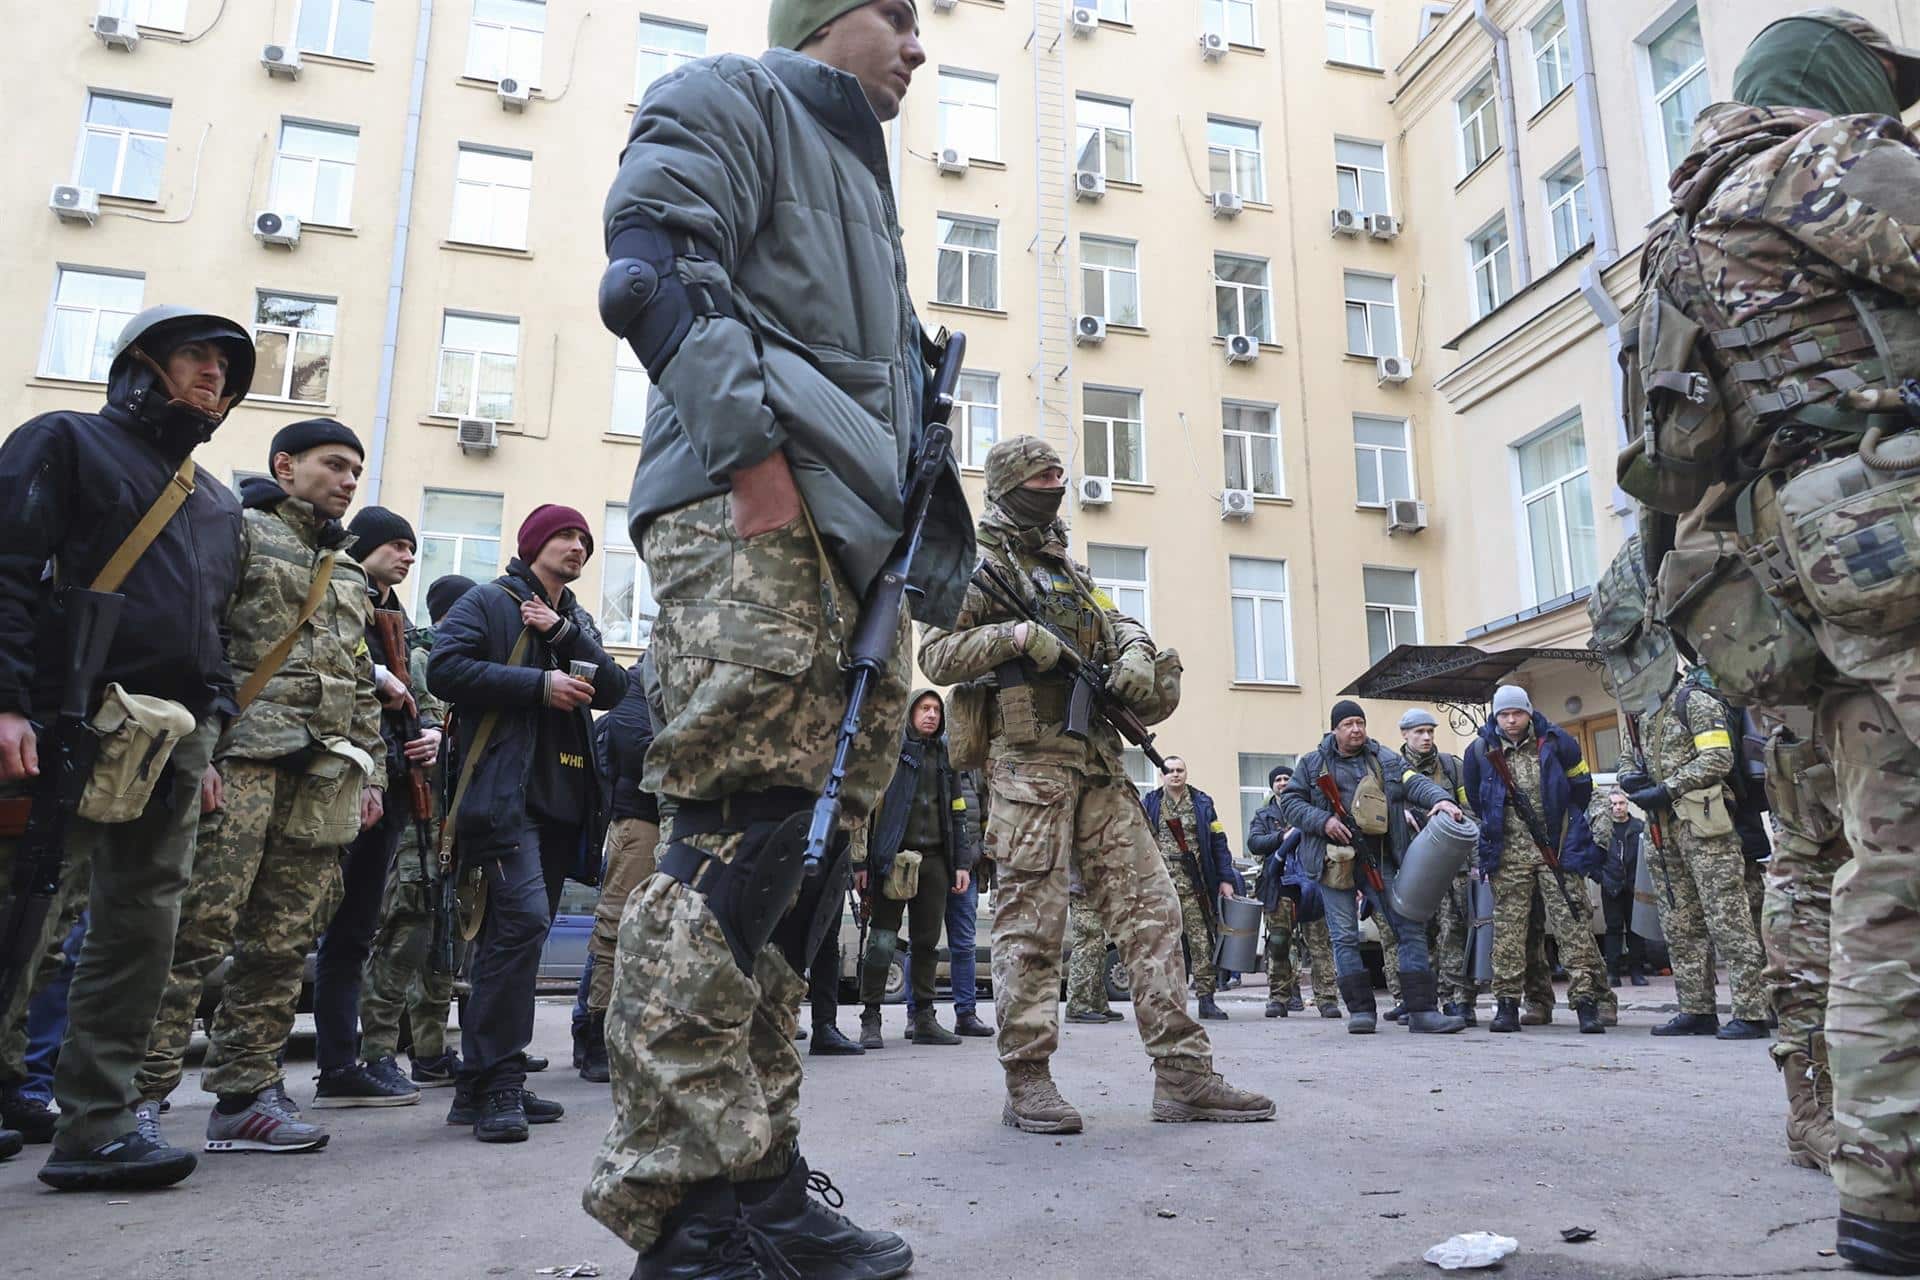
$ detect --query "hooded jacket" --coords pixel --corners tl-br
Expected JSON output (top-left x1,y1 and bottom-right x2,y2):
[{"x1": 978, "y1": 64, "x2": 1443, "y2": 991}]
[
  {"x1": 862, "y1": 688, "x2": 980, "y2": 880},
  {"x1": 1461, "y1": 711, "x2": 1598, "y2": 877},
  {"x1": 1276, "y1": 734, "x2": 1451, "y2": 884},
  {"x1": 1141, "y1": 784, "x2": 1244, "y2": 898}
]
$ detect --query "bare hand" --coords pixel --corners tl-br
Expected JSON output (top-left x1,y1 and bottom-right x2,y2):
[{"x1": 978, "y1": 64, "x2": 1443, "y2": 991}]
[
  {"x1": 1431, "y1": 800, "x2": 1465, "y2": 823},
  {"x1": 729, "y1": 451, "x2": 802, "y2": 538},
  {"x1": 0, "y1": 712, "x2": 38, "y2": 782},
  {"x1": 200, "y1": 765, "x2": 224, "y2": 814},
  {"x1": 404, "y1": 727, "x2": 442, "y2": 765},
  {"x1": 519, "y1": 596, "x2": 561, "y2": 634},
  {"x1": 1324, "y1": 815, "x2": 1354, "y2": 845},
  {"x1": 546, "y1": 672, "x2": 595, "y2": 710},
  {"x1": 360, "y1": 786, "x2": 385, "y2": 830},
  {"x1": 953, "y1": 868, "x2": 971, "y2": 894},
  {"x1": 853, "y1": 869, "x2": 869, "y2": 894},
  {"x1": 376, "y1": 670, "x2": 416, "y2": 715},
  {"x1": 1219, "y1": 882, "x2": 1236, "y2": 899}
]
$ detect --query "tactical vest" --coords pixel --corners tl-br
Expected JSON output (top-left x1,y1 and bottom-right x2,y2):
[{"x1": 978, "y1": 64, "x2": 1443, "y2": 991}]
[{"x1": 996, "y1": 537, "x2": 1111, "y2": 727}]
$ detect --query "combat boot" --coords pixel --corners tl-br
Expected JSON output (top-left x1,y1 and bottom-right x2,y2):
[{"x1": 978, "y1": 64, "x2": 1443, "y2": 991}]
[
  {"x1": 1575, "y1": 1000, "x2": 1605, "y2": 1034},
  {"x1": 1337, "y1": 973, "x2": 1376, "y2": 1035},
  {"x1": 1838, "y1": 1214, "x2": 1920, "y2": 1276},
  {"x1": 1489, "y1": 998, "x2": 1521, "y2": 1033},
  {"x1": 1651, "y1": 1012, "x2": 1720, "y2": 1036},
  {"x1": 1519, "y1": 1002, "x2": 1553, "y2": 1026},
  {"x1": 1196, "y1": 994, "x2": 1228, "y2": 1021},
  {"x1": 953, "y1": 1010, "x2": 994, "y2": 1037},
  {"x1": 1264, "y1": 999, "x2": 1288, "y2": 1018},
  {"x1": 1401, "y1": 972, "x2": 1466, "y2": 1034},
  {"x1": 1782, "y1": 1045, "x2": 1835, "y2": 1173},
  {"x1": 738, "y1": 1147, "x2": 914, "y2": 1280},
  {"x1": 909, "y1": 1009, "x2": 960, "y2": 1046},
  {"x1": 809, "y1": 1023, "x2": 865, "y2": 1056},
  {"x1": 857, "y1": 1007, "x2": 884, "y2": 1051},
  {"x1": 1002, "y1": 1061, "x2": 1083, "y2": 1134},
  {"x1": 1151, "y1": 1056, "x2": 1275, "y2": 1123},
  {"x1": 2, "y1": 1089, "x2": 57, "y2": 1143},
  {"x1": 1715, "y1": 1018, "x2": 1769, "y2": 1040},
  {"x1": 581, "y1": 1013, "x2": 612, "y2": 1082},
  {"x1": 632, "y1": 1179, "x2": 775, "y2": 1280}
]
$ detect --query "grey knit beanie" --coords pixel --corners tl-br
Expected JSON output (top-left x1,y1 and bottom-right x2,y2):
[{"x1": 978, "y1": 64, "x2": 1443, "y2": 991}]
[{"x1": 769, "y1": 0, "x2": 917, "y2": 52}]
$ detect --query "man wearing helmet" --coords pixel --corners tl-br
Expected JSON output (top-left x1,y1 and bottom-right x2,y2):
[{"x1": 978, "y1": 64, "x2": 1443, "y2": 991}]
[{"x1": 0, "y1": 306, "x2": 255, "y2": 1190}]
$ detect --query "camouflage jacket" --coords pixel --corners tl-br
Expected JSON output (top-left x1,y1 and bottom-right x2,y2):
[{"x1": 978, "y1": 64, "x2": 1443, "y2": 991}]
[
  {"x1": 919, "y1": 510, "x2": 1151, "y2": 778},
  {"x1": 218, "y1": 484, "x2": 385, "y2": 788},
  {"x1": 1634, "y1": 681, "x2": 1734, "y2": 803}
]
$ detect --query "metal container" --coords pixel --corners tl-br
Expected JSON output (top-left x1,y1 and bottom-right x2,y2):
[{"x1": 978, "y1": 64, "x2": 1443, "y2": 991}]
[
  {"x1": 1212, "y1": 894, "x2": 1263, "y2": 974},
  {"x1": 1470, "y1": 877, "x2": 1495, "y2": 983},
  {"x1": 1386, "y1": 811, "x2": 1480, "y2": 923},
  {"x1": 1631, "y1": 842, "x2": 1666, "y2": 943}
]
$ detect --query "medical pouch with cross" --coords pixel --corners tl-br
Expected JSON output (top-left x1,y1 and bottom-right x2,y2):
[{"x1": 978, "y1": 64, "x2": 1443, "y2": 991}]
[{"x1": 1778, "y1": 448, "x2": 1920, "y2": 638}]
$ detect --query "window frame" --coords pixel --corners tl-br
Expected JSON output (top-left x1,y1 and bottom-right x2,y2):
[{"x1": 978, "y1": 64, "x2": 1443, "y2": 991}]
[
  {"x1": 466, "y1": 0, "x2": 546, "y2": 88},
  {"x1": 936, "y1": 68, "x2": 999, "y2": 163},
  {"x1": 1080, "y1": 235, "x2": 1141, "y2": 327},
  {"x1": 73, "y1": 91, "x2": 170, "y2": 202},
  {"x1": 1342, "y1": 271, "x2": 1402, "y2": 358},
  {"x1": 598, "y1": 501, "x2": 659, "y2": 649},
  {"x1": 1334, "y1": 136, "x2": 1390, "y2": 216},
  {"x1": 1203, "y1": 0, "x2": 1259, "y2": 47},
  {"x1": 954, "y1": 370, "x2": 1001, "y2": 469},
  {"x1": 610, "y1": 338, "x2": 649, "y2": 438},
  {"x1": 271, "y1": 118, "x2": 359, "y2": 228},
  {"x1": 1530, "y1": 3, "x2": 1570, "y2": 106},
  {"x1": 1082, "y1": 384, "x2": 1146, "y2": 485},
  {"x1": 1352, "y1": 413, "x2": 1415, "y2": 508},
  {"x1": 1087, "y1": 543, "x2": 1151, "y2": 629},
  {"x1": 1513, "y1": 413, "x2": 1598, "y2": 605},
  {"x1": 251, "y1": 289, "x2": 338, "y2": 405},
  {"x1": 433, "y1": 310, "x2": 521, "y2": 422},
  {"x1": 1073, "y1": 94, "x2": 1136, "y2": 182},
  {"x1": 1362, "y1": 565, "x2": 1423, "y2": 664},
  {"x1": 1642, "y1": 5, "x2": 1707, "y2": 181},
  {"x1": 1096, "y1": 0, "x2": 1130, "y2": 20},
  {"x1": 634, "y1": 14, "x2": 706, "y2": 101},
  {"x1": 1205, "y1": 116, "x2": 1265, "y2": 203},
  {"x1": 1213, "y1": 252, "x2": 1273, "y2": 343},
  {"x1": 294, "y1": 0, "x2": 375, "y2": 61},
  {"x1": 414, "y1": 488, "x2": 504, "y2": 614},
  {"x1": 449, "y1": 143, "x2": 533, "y2": 250},
  {"x1": 1468, "y1": 214, "x2": 1514, "y2": 319},
  {"x1": 1221, "y1": 399, "x2": 1285, "y2": 498},
  {"x1": 1544, "y1": 152, "x2": 1593, "y2": 264},
  {"x1": 1238, "y1": 752, "x2": 1297, "y2": 841},
  {"x1": 1229, "y1": 556, "x2": 1295, "y2": 686},
  {"x1": 1456, "y1": 70, "x2": 1500, "y2": 176},
  {"x1": 112, "y1": 0, "x2": 190, "y2": 31},
  {"x1": 934, "y1": 214, "x2": 1000, "y2": 311},
  {"x1": 38, "y1": 266, "x2": 145, "y2": 384},
  {"x1": 1324, "y1": 3, "x2": 1378, "y2": 68}
]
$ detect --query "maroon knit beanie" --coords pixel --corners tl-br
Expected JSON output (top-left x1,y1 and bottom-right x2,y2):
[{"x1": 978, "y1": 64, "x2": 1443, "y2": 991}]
[{"x1": 517, "y1": 503, "x2": 594, "y2": 563}]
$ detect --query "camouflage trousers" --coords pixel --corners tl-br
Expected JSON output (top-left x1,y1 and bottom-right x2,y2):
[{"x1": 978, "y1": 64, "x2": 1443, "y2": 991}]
[
  {"x1": 1758, "y1": 733, "x2": 1846, "y2": 1068},
  {"x1": 1377, "y1": 911, "x2": 1402, "y2": 1003},
  {"x1": 1298, "y1": 915, "x2": 1339, "y2": 1010},
  {"x1": 1165, "y1": 859, "x2": 1217, "y2": 999},
  {"x1": 1263, "y1": 898, "x2": 1295, "y2": 997},
  {"x1": 1490, "y1": 847, "x2": 1605, "y2": 1005},
  {"x1": 1065, "y1": 896, "x2": 1111, "y2": 1016},
  {"x1": 138, "y1": 757, "x2": 344, "y2": 1101},
  {"x1": 588, "y1": 817, "x2": 660, "y2": 1015},
  {"x1": 1643, "y1": 824, "x2": 1768, "y2": 1020},
  {"x1": 358, "y1": 821, "x2": 455, "y2": 1062},
  {"x1": 0, "y1": 841, "x2": 86, "y2": 1087},
  {"x1": 1431, "y1": 874, "x2": 1475, "y2": 1006},
  {"x1": 984, "y1": 762, "x2": 1211, "y2": 1068},
  {"x1": 585, "y1": 493, "x2": 909, "y2": 1254}
]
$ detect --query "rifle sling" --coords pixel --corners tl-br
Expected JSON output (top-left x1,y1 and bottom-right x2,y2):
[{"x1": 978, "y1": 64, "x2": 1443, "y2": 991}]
[{"x1": 233, "y1": 552, "x2": 339, "y2": 712}]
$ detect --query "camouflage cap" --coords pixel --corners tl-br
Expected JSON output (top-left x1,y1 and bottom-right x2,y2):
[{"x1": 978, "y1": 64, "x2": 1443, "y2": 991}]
[
  {"x1": 983, "y1": 435, "x2": 1064, "y2": 502},
  {"x1": 1798, "y1": 8, "x2": 1920, "y2": 107}
]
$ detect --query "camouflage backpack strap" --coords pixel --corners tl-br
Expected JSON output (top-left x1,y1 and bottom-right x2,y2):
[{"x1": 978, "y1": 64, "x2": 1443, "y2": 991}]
[{"x1": 233, "y1": 551, "x2": 338, "y2": 712}]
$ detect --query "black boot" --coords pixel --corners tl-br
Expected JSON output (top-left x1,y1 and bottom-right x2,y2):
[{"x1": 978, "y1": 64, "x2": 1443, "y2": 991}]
[
  {"x1": 0, "y1": 1127, "x2": 20, "y2": 1161},
  {"x1": 633, "y1": 1179, "x2": 773, "y2": 1280},
  {"x1": 1264, "y1": 999, "x2": 1288, "y2": 1018},
  {"x1": 1629, "y1": 966, "x2": 1650, "y2": 987},
  {"x1": 1575, "y1": 999, "x2": 1605, "y2": 1034},
  {"x1": 1489, "y1": 998, "x2": 1521, "y2": 1033},
  {"x1": 1838, "y1": 1211, "x2": 1920, "y2": 1275},
  {"x1": 1337, "y1": 974, "x2": 1377, "y2": 1035},
  {"x1": 572, "y1": 1019, "x2": 590, "y2": 1071},
  {"x1": 1, "y1": 1091, "x2": 57, "y2": 1143},
  {"x1": 581, "y1": 1013, "x2": 611, "y2": 1083},
  {"x1": 1716, "y1": 1018, "x2": 1769, "y2": 1041},
  {"x1": 1196, "y1": 994, "x2": 1228, "y2": 1021},
  {"x1": 1651, "y1": 1012, "x2": 1720, "y2": 1037},
  {"x1": 1402, "y1": 971, "x2": 1466, "y2": 1034},
  {"x1": 738, "y1": 1148, "x2": 914, "y2": 1280},
  {"x1": 1382, "y1": 1000, "x2": 1408, "y2": 1024},
  {"x1": 810, "y1": 1023, "x2": 866, "y2": 1056},
  {"x1": 953, "y1": 1011, "x2": 993, "y2": 1037}
]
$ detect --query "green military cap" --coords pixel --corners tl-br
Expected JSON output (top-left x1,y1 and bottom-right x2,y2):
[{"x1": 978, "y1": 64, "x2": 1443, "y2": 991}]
[
  {"x1": 769, "y1": 0, "x2": 918, "y2": 52},
  {"x1": 983, "y1": 435, "x2": 1064, "y2": 502}
]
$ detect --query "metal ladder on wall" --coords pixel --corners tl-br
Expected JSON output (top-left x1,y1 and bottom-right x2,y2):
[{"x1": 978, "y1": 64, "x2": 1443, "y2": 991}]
[{"x1": 1028, "y1": 2, "x2": 1075, "y2": 459}]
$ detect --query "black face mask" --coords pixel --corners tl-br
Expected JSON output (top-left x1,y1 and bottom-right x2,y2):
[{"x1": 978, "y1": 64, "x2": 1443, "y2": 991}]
[{"x1": 1000, "y1": 485, "x2": 1066, "y2": 528}]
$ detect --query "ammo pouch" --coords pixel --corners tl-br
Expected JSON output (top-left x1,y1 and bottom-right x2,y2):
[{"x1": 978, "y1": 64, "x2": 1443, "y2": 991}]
[
  {"x1": 993, "y1": 669, "x2": 1043, "y2": 747},
  {"x1": 1588, "y1": 533, "x2": 1678, "y2": 717},
  {"x1": 1672, "y1": 785, "x2": 1736, "y2": 839},
  {"x1": 1617, "y1": 287, "x2": 1727, "y2": 515},
  {"x1": 281, "y1": 741, "x2": 374, "y2": 851},
  {"x1": 883, "y1": 848, "x2": 922, "y2": 901},
  {"x1": 1131, "y1": 647, "x2": 1185, "y2": 727},
  {"x1": 1322, "y1": 846, "x2": 1357, "y2": 891},
  {"x1": 1350, "y1": 765, "x2": 1390, "y2": 837},
  {"x1": 1656, "y1": 508, "x2": 1822, "y2": 707},
  {"x1": 75, "y1": 684, "x2": 195, "y2": 824},
  {"x1": 1762, "y1": 731, "x2": 1844, "y2": 846},
  {"x1": 945, "y1": 681, "x2": 991, "y2": 771},
  {"x1": 1778, "y1": 448, "x2": 1920, "y2": 640}
]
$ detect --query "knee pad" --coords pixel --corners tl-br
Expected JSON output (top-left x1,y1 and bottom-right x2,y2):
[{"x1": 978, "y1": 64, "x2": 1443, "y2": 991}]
[{"x1": 861, "y1": 928, "x2": 900, "y2": 997}]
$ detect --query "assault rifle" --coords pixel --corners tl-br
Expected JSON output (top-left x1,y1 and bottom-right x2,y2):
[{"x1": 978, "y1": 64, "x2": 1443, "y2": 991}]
[
  {"x1": 804, "y1": 331, "x2": 968, "y2": 873},
  {"x1": 372, "y1": 610, "x2": 444, "y2": 962},
  {"x1": 1484, "y1": 745, "x2": 1587, "y2": 924},
  {"x1": 1164, "y1": 815, "x2": 1219, "y2": 940},
  {"x1": 1619, "y1": 714, "x2": 1675, "y2": 909}
]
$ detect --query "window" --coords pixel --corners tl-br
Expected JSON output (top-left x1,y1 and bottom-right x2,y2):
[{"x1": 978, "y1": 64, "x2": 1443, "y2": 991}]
[
  {"x1": 935, "y1": 216, "x2": 998, "y2": 310},
  {"x1": 1074, "y1": 96, "x2": 1135, "y2": 182},
  {"x1": 1121, "y1": 747, "x2": 1155, "y2": 795},
  {"x1": 937, "y1": 70, "x2": 998, "y2": 162},
  {"x1": 271, "y1": 121, "x2": 358, "y2": 227},
  {"x1": 1363, "y1": 567, "x2": 1421, "y2": 663},
  {"x1": 1088, "y1": 545, "x2": 1149, "y2": 625},
  {"x1": 1096, "y1": 0, "x2": 1130, "y2": 19},
  {"x1": 955, "y1": 371, "x2": 1000, "y2": 468},
  {"x1": 1353, "y1": 414, "x2": 1413, "y2": 506},
  {"x1": 1419, "y1": 4, "x2": 1452, "y2": 40},
  {"x1": 1230, "y1": 557, "x2": 1292, "y2": 684},
  {"x1": 1238, "y1": 753, "x2": 1295, "y2": 840},
  {"x1": 40, "y1": 268, "x2": 143, "y2": 382},
  {"x1": 600, "y1": 504, "x2": 659, "y2": 648},
  {"x1": 467, "y1": 0, "x2": 544, "y2": 87},
  {"x1": 1343, "y1": 272, "x2": 1400, "y2": 357},
  {"x1": 110, "y1": 0, "x2": 189, "y2": 30},
  {"x1": 1458, "y1": 71, "x2": 1500, "y2": 174},
  {"x1": 296, "y1": 0, "x2": 374, "y2": 60},
  {"x1": 72, "y1": 94, "x2": 170, "y2": 207},
  {"x1": 1203, "y1": 0, "x2": 1257, "y2": 46},
  {"x1": 1334, "y1": 138, "x2": 1389, "y2": 215},
  {"x1": 1545, "y1": 154, "x2": 1592, "y2": 263},
  {"x1": 1206, "y1": 118, "x2": 1264, "y2": 202},
  {"x1": 1647, "y1": 7, "x2": 1707, "y2": 177},
  {"x1": 1081, "y1": 237, "x2": 1140, "y2": 326},
  {"x1": 1516, "y1": 416, "x2": 1597, "y2": 603},
  {"x1": 636, "y1": 16, "x2": 704, "y2": 100},
  {"x1": 253, "y1": 292, "x2": 336, "y2": 404},
  {"x1": 1222, "y1": 401, "x2": 1282, "y2": 497},
  {"x1": 611, "y1": 340, "x2": 648, "y2": 437},
  {"x1": 434, "y1": 312, "x2": 518, "y2": 420},
  {"x1": 1083, "y1": 386, "x2": 1144, "y2": 484},
  {"x1": 1531, "y1": 3, "x2": 1569, "y2": 104},
  {"x1": 451, "y1": 145, "x2": 531, "y2": 249},
  {"x1": 1325, "y1": 4, "x2": 1377, "y2": 67},
  {"x1": 1214, "y1": 254, "x2": 1271, "y2": 342},
  {"x1": 417, "y1": 490, "x2": 502, "y2": 610},
  {"x1": 1469, "y1": 215, "x2": 1513, "y2": 318}
]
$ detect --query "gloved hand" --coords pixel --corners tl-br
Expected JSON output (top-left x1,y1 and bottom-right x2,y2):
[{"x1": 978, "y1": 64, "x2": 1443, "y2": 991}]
[
  {"x1": 1019, "y1": 622, "x2": 1063, "y2": 672},
  {"x1": 1626, "y1": 782, "x2": 1670, "y2": 812},
  {"x1": 1108, "y1": 646, "x2": 1155, "y2": 706},
  {"x1": 1616, "y1": 769, "x2": 1651, "y2": 794}
]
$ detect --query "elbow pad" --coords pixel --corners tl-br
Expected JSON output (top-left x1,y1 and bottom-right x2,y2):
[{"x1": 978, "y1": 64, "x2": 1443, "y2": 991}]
[{"x1": 598, "y1": 223, "x2": 738, "y2": 382}]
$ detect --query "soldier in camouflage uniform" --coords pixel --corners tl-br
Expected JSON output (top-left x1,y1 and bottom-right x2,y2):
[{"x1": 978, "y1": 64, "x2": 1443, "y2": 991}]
[
  {"x1": 136, "y1": 418, "x2": 388, "y2": 1155},
  {"x1": 1619, "y1": 671, "x2": 1769, "y2": 1040},
  {"x1": 1141, "y1": 757, "x2": 1243, "y2": 1022},
  {"x1": 921, "y1": 435, "x2": 1273, "y2": 1133},
  {"x1": 1064, "y1": 865, "x2": 1118, "y2": 1023},
  {"x1": 1298, "y1": 915, "x2": 1341, "y2": 1016},
  {"x1": 1399, "y1": 709, "x2": 1478, "y2": 1024}
]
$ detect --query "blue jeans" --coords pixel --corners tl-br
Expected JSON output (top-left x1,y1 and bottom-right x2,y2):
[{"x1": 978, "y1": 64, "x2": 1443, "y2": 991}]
[
  {"x1": 20, "y1": 916, "x2": 88, "y2": 1104},
  {"x1": 1322, "y1": 874, "x2": 1429, "y2": 980},
  {"x1": 906, "y1": 878, "x2": 979, "y2": 1018}
]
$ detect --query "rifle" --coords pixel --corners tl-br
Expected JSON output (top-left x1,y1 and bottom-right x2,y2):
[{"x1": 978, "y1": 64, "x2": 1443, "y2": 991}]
[
  {"x1": 1620, "y1": 713, "x2": 1675, "y2": 909},
  {"x1": 0, "y1": 589, "x2": 123, "y2": 1010},
  {"x1": 1164, "y1": 814, "x2": 1219, "y2": 939},
  {"x1": 968, "y1": 563, "x2": 1168, "y2": 772},
  {"x1": 1483, "y1": 744, "x2": 1586, "y2": 924},
  {"x1": 804, "y1": 331, "x2": 968, "y2": 873},
  {"x1": 1315, "y1": 770, "x2": 1387, "y2": 896},
  {"x1": 372, "y1": 610, "x2": 442, "y2": 939}
]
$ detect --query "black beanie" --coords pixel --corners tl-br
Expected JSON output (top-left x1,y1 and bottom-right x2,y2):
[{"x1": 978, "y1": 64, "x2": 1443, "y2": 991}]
[
  {"x1": 269, "y1": 417, "x2": 364, "y2": 470},
  {"x1": 1268, "y1": 763, "x2": 1292, "y2": 787},
  {"x1": 426, "y1": 574, "x2": 477, "y2": 624},
  {"x1": 347, "y1": 506, "x2": 417, "y2": 557},
  {"x1": 1330, "y1": 699, "x2": 1366, "y2": 730}
]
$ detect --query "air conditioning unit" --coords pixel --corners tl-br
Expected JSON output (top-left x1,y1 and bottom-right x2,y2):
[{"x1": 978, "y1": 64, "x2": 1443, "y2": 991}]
[
  {"x1": 1211, "y1": 190, "x2": 1244, "y2": 219},
  {"x1": 1200, "y1": 31, "x2": 1228, "y2": 60},
  {"x1": 1221, "y1": 488, "x2": 1255, "y2": 520},
  {"x1": 1070, "y1": 7, "x2": 1098, "y2": 36},
  {"x1": 1376, "y1": 354, "x2": 1413, "y2": 385},
  {"x1": 49, "y1": 185, "x2": 101, "y2": 225},
  {"x1": 931, "y1": 0, "x2": 956, "y2": 9},
  {"x1": 457, "y1": 417, "x2": 500, "y2": 454},
  {"x1": 1367, "y1": 213, "x2": 1402, "y2": 240},
  {"x1": 1077, "y1": 475, "x2": 1112, "y2": 507},
  {"x1": 1331, "y1": 207, "x2": 1363, "y2": 237},
  {"x1": 498, "y1": 77, "x2": 531, "y2": 110},
  {"x1": 1075, "y1": 314, "x2": 1108, "y2": 345},
  {"x1": 1386, "y1": 499, "x2": 1429, "y2": 534},
  {"x1": 92, "y1": 12, "x2": 140, "y2": 50},
  {"x1": 252, "y1": 210, "x2": 302, "y2": 247},
  {"x1": 1073, "y1": 169, "x2": 1106, "y2": 201},
  {"x1": 1224, "y1": 333, "x2": 1259, "y2": 364},
  {"x1": 261, "y1": 44, "x2": 302, "y2": 78},
  {"x1": 936, "y1": 147, "x2": 969, "y2": 175}
]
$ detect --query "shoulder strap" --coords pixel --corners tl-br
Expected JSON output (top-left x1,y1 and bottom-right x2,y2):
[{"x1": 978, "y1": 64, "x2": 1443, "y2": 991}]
[
  {"x1": 90, "y1": 456, "x2": 197, "y2": 593},
  {"x1": 438, "y1": 626, "x2": 535, "y2": 871},
  {"x1": 234, "y1": 551, "x2": 339, "y2": 712}
]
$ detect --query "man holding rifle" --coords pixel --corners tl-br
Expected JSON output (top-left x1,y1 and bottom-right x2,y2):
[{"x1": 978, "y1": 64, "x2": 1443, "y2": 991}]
[
  {"x1": 584, "y1": 1, "x2": 975, "y2": 1275},
  {"x1": 921, "y1": 435, "x2": 1272, "y2": 1136},
  {"x1": 1140, "y1": 757, "x2": 1244, "y2": 1022}
]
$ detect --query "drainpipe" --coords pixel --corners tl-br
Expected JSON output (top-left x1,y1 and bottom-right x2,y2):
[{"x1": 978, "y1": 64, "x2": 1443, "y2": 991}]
[
  {"x1": 363, "y1": 0, "x2": 433, "y2": 507},
  {"x1": 1566, "y1": 0, "x2": 1631, "y2": 516},
  {"x1": 1473, "y1": 0, "x2": 1533, "y2": 289}
]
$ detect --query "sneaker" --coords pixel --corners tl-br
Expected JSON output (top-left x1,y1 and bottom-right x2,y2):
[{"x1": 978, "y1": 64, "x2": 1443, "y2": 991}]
[
  {"x1": 204, "y1": 1085, "x2": 329, "y2": 1154},
  {"x1": 312, "y1": 1059, "x2": 420, "y2": 1109},
  {"x1": 518, "y1": 1089, "x2": 564, "y2": 1124},
  {"x1": 1102, "y1": 1010, "x2": 1124, "y2": 1022},
  {"x1": 410, "y1": 1050, "x2": 462, "y2": 1088},
  {"x1": 1, "y1": 1090, "x2": 58, "y2": 1144},
  {"x1": 38, "y1": 1119, "x2": 198, "y2": 1191},
  {"x1": 474, "y1": 1087, "x2": 528, "y2": 1143},
  {"x1": 450, "y1": 1083, "x2": 562, "y2": 1127}
]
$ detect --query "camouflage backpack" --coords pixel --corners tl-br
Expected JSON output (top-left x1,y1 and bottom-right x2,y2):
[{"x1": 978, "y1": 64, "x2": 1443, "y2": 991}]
[{"x1": 1587, "y1": 530, "x2": 1679, "y2": 717}]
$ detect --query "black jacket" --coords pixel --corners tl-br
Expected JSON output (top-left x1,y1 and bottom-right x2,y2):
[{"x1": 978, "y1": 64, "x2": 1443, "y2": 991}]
[
  {"x1": 594, "y1": 660, "x2": 658, "y2": 824},
  {"x1": 1278, "y1": 735, "x2": 1452, "y2": 883},
  {"x1": 0, "y1": 384, "x2": 244, "y2": 721},
  {"x1": 1601, "y1": 817, "x2": 1644, "y2": 899},
  {"x1": 866, "y1": 692, "x2": 981, "y2": 880},
  {"x1": 427, "y1": 560, "x2": 628, "y2": 863}
]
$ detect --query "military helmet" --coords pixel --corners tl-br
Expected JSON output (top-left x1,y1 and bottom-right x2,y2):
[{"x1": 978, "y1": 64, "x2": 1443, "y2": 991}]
[
  {"x1": 111, "y1": 305, "x2": 257, "y2": 413},
  {"x1": 1800, "y1": 7, "x2": 1920, "y2": 107},
  {"x1": 983, "y1": 435, "x2": 1064, "y2": 502}
]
